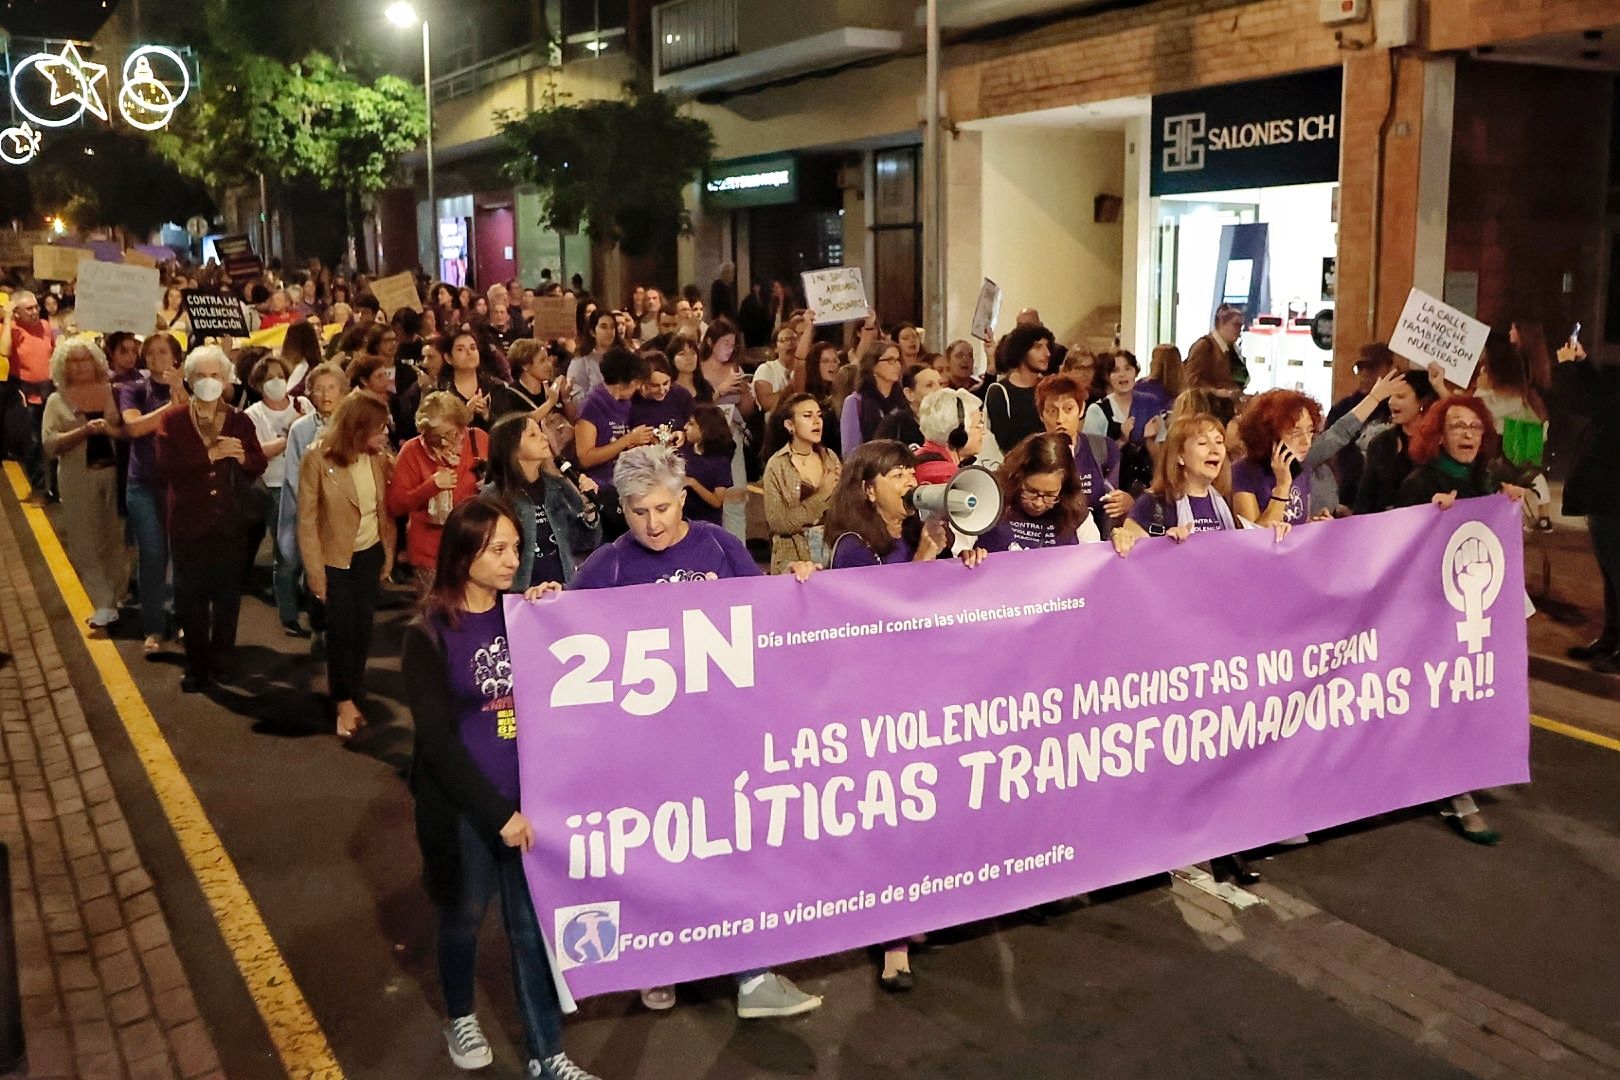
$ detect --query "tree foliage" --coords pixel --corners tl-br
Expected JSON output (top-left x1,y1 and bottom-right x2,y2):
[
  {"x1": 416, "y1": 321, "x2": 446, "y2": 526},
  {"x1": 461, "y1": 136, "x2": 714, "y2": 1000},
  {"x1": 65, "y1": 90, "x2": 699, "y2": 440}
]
[
  {"x1": 497, "y1": 84, "x2": 715, "y2": 257},
  {"x1": 29, "y1": 131, "x2": 214, "y2": 235}
]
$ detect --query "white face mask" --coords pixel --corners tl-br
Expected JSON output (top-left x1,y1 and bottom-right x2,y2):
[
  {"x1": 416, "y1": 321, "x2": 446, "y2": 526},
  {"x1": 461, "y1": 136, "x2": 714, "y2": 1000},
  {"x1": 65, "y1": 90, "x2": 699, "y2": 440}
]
[
  {"x1": 262, "y1": 378, "x2": 289, "y2": 401},
  {"x1": 191, "y1": 377, "x2": 224, "y2": 403}
]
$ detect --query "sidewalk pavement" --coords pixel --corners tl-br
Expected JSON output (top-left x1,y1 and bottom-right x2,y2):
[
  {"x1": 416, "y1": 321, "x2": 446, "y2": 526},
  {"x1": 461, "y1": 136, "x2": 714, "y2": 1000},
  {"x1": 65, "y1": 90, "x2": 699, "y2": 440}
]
[{"x1": 0, "y1": 495, "x2": 223, "y2": 1079}]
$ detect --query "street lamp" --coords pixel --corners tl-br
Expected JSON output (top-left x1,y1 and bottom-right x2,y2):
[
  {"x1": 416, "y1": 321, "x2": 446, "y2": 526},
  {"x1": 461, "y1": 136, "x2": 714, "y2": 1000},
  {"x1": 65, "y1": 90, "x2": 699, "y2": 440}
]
[{"x1": 386, "y1": 1, "x2": 435, "y2": 269}]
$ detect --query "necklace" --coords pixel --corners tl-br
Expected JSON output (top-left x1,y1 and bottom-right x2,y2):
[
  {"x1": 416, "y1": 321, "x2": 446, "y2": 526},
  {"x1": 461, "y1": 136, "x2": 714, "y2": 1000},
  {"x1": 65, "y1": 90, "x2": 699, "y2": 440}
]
[{"x1": 790, "y1": 446, "x2": 815, "y2": 457}]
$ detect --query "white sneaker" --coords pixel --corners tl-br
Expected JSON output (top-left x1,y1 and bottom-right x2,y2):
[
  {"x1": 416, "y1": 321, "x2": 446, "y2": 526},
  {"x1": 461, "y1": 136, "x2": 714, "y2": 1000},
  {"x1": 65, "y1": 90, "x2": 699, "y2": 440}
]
[
  {"x1": 87, "y1": 608, "x2": 120, "y2": 628},
  {"x1": 736, "y1": 973, "x2": 822, "y2": 1019},
  {"x1": 445, "y1": 1014, "x2": 493, "y2": 1070}
]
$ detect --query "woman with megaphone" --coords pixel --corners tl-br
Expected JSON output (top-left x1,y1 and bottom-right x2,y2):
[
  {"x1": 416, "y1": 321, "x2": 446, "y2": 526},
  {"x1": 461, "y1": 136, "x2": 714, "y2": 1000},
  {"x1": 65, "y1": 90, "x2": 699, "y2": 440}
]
[{"x1": 823, "y1": 440, "x2": 985, "y2": 990}]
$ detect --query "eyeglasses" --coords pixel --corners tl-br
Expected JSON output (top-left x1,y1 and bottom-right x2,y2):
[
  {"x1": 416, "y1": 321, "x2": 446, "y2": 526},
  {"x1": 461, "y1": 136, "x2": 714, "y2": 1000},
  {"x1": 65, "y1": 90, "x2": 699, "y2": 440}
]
[
  {"x1": 1284, "y1": 426, "x2": 1314, "y2": 440},
  {"x1": 1445, "y1": 420, "x2": 1486, "y2": 435},
  {"x1": 1020, "y1": 487, "x2": 1062, "y2": 505}
]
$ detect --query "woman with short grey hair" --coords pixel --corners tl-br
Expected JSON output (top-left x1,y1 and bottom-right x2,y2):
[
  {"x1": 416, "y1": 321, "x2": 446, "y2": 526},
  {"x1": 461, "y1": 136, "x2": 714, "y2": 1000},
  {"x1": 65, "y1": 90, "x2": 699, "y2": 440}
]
[{"x1": 41, "y1": 338, "x2": 127, "y2": 630}]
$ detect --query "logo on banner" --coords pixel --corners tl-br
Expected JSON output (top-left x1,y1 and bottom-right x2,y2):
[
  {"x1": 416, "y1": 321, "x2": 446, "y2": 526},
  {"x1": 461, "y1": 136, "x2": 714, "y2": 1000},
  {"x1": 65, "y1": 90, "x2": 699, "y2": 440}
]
[
  {"x1": 1162, "y1": 113, "x2": 1206, "y2": 173},
  {"x1": 555, "y1": 902, "x2": 621, "y2": 971},
  {"x1": 1441, "y1": 521, "x2": 1505, "y2": 654}
]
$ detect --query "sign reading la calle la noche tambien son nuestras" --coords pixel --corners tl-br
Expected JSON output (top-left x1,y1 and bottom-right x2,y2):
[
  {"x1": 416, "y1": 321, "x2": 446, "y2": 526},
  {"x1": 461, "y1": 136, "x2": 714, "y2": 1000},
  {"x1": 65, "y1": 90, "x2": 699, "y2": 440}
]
[{"x1": 1151, "y1": 68, "x2": 1343, "y2": 197}]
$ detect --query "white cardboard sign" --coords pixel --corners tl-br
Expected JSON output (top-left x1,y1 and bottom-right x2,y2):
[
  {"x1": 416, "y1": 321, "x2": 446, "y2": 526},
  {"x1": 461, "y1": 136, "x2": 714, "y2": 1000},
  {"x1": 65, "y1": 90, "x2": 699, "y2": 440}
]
[
  {"x1": 801, "y1": 267, "x2": 868, "y2": 324},
  {"x1": 1389, "y1": 287, "x2": 1490, "y2": 386},
  {"x1": 970, "y1": 278, "x2": 1002, "y2": 341},
  {"x1": 73, "y1": 260, "x2": 161, "y2": 334},
  {"x1": 371, "y1": 271, "x2": 422, "y2": 318}
]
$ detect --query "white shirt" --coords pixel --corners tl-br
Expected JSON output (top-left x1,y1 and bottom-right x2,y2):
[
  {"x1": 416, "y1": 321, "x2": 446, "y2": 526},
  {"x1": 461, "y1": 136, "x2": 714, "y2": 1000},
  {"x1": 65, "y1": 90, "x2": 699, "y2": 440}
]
[
  {"x1": 246, "y1": 397, "x2": 309, "y2": 488},
  {"x1": 752, "y1": 359, "x2": 792, "y2": 395}
]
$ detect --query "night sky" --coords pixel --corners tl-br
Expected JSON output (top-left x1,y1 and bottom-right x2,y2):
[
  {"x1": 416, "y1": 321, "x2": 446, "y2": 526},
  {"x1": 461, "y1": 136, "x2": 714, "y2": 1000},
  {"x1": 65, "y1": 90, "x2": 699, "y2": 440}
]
[{"x1": 0, "y1": 0, "x2": 118, "y2": 40}]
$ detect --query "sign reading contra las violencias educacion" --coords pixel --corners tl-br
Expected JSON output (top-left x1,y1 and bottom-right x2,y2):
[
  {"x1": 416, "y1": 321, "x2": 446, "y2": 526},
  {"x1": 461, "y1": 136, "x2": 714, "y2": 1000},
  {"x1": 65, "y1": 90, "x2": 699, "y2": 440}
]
[{"x1": 508, "y1": 500, "x2": 1530, "y2": 998}]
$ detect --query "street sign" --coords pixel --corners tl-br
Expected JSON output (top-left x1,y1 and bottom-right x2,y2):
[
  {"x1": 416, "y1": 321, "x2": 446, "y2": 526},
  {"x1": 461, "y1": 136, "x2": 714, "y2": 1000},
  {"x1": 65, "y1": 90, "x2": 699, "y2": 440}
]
[{"x1": 186, "y1": 215, "x2": 209, "y2": 239}]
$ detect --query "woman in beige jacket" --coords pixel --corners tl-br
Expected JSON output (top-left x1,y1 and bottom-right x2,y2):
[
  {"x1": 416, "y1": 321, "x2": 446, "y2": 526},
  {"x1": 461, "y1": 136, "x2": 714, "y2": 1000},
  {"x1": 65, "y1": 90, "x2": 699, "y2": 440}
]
[
  {"x1": 762, "y1": 392, "x2": 839, "y2": 572},
  {"x1": 297, "y1": 390, "x2": 395, "y2": 738}
]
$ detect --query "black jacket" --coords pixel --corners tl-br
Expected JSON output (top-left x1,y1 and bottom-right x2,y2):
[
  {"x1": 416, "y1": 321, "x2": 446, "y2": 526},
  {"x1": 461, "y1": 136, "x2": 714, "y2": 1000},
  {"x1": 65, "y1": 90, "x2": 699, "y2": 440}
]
[
  {"x1": 1550, "y1": 358, "x2": 1620, "y2": 516},
  {"x1": 403, "y1": 619, "x2": 518, "y2": 910},
  {"x1": 1395, "y1": 458, "x2": 1495, "y2": 508},
  {"x1": 1355, "y1": 426, "x2": 1415, "y2": 515}
]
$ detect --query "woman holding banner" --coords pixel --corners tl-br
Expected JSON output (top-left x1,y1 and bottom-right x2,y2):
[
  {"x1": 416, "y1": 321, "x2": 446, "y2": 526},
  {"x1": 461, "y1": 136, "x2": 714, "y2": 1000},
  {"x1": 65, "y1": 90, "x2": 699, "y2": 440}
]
[
  {"x1": 823, "y1": 439, "x2": 984, "y2": 988},
  {"x1": 567, "y1": 446, "x2": 822, "y2": 1018},
  {"x1": 402, "y1": 497, "x2": 600, "y2": 1080},
  {"x1": 1395, "y1": 394, "x2": 1525, "y2": 845},
  {"x1": 977, "y1": 434, "x2": 1088, "y2": 553}
]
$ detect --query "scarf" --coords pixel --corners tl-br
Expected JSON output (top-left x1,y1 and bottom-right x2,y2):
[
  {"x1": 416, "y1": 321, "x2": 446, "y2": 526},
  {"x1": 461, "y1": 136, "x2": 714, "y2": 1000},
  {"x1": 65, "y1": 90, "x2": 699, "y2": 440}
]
[
  {"x1": 427, "y1": 436, "x2": 462, "y2": 525},
  {"x1": 1176, "y1": 488, "x2": 1236, "y2": 531},
  {"x1": 1432, "y1": 451, "x2": 1471, "y2": 481}
]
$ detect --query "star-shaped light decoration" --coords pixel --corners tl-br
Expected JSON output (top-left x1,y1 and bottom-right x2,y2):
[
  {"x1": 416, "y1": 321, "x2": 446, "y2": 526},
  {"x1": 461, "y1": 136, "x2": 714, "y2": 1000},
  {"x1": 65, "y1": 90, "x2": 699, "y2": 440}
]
[
  {"x1": 0, "y1": 122, "x2": 43, "y2": 166},
  {"x1": 34, "y1": 42, "x2": 110, "y2": 122}
]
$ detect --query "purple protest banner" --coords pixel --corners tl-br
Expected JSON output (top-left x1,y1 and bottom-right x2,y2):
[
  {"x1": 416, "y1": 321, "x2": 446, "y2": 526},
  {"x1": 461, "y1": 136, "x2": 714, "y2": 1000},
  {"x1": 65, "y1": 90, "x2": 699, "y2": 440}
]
[{"x1": 507, "y1": 499, "x2": 1529, "y2": 999}]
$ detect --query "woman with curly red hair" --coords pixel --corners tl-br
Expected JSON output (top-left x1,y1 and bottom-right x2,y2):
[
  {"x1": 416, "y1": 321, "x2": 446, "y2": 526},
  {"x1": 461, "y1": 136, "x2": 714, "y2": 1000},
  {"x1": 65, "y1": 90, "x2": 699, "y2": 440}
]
[
  {"x1": 1231, "y1": 371, "x2": 1405, "y2": 527},
  {"x1": 1395, "y1": 394, "x2": 1525, "y2": 847}
]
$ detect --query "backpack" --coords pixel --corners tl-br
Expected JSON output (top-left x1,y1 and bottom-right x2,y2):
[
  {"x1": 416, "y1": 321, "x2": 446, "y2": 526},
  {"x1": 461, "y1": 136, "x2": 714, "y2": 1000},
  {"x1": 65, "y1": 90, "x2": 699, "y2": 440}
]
[{"x1": 1102, "y1": 397, "x2": 1154, "y2": 494}]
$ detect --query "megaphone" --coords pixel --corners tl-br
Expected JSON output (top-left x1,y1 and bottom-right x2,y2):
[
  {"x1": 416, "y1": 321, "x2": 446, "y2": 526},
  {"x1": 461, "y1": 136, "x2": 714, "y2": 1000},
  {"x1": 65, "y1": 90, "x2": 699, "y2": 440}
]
[{"x1": 908, "y1": 464, "x2": 1003, "y2": 536}]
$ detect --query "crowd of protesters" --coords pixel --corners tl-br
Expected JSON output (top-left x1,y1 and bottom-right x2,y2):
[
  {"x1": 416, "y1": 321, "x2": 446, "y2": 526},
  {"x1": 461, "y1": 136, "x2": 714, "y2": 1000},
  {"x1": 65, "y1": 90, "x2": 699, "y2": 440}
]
[{"x1": 1, "y1": 252, "x2": 1616, "y2": 1080}]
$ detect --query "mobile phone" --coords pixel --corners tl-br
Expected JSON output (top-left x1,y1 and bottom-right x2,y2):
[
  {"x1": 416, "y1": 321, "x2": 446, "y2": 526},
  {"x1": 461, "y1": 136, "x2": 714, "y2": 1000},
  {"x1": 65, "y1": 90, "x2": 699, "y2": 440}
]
[{"x1": 1569, "y1": 321, "x2": 1582, "y2": 346}]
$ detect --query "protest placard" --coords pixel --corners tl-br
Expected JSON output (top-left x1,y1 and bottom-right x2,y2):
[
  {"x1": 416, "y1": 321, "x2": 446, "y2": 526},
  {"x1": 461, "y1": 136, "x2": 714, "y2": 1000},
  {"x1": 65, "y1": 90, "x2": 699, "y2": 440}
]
[
  {"x1": 33, "y1": 244, "x2": 92, "y2": 282},
  {"x1": 214, "y1": 234, "x2": 263, "y2": 284},
  {"x1": 533, "y1": 294, "x2": 579, "y2": 341},
  {"x1": 509, "y1": 500, "x2": 1529, "y2": 997},
  {"x1": 73, "y1": 260, "x2": 160, "y2": 333},
  {"x1": 801, "y1": 267, "x2": 868, "y2": 324},
  {"x1": 121, "y1": 249, "x2": 158, "y2": 268},
  {"x1": 182, "y1": 290, "x2": 250, "y2": 337},
  {"x1": 1389, "y1": 287, "x2": 1490, "y2": 386},
  {"x1": 970, "y1": 278, "x2": 1002, "y2": 341},
  {"x1": 371, "y1": 272, "x2": 422, "y2": 318}
]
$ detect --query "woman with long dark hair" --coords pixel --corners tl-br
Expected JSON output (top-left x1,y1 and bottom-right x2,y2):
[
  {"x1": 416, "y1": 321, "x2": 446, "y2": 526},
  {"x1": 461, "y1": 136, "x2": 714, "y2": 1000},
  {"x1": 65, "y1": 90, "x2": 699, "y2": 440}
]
[
  {"x1": 977, "y1": 433, "x2": 1088, "y2": 552},
  {"x1": 762, "y1": 392, "x2": 839, "y2": 572},
  {"x1": 1353, "y1": 370, "x2": 1442, "y2": 515},
  {"x1": 481, "y1": 412, "x2": 599, "y2": 590},
  {"x1": 402, "y1": 498, "x2": 598, "y2": 1079},
  {"x1": 838, "y1": 342, "x2": 905, "y2": 455}
]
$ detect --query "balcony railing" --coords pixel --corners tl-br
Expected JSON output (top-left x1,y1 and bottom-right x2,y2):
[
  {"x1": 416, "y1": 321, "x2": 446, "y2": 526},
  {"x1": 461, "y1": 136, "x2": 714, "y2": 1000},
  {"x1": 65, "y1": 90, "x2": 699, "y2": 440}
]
[{"x1": 653, "y1": 0, "x2": 739, "y2": 77}]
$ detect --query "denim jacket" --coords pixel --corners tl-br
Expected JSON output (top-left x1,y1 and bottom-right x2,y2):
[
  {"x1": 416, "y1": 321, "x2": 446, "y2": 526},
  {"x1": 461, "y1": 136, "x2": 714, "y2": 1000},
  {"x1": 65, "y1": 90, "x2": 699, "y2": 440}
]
[{"x1": 480, "y1": 475, "x2": 600, "y2": 587}]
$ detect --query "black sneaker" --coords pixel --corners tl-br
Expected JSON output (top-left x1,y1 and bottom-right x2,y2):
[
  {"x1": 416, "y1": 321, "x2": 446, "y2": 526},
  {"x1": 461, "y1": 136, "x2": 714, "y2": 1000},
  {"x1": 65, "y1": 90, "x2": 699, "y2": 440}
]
[
  {"x1": 282, "y1": 621, "x2": 311, "y2": 639},
  {"x1": 1591, "y1": 651, "x2": 1620, "y2": 676},
  {"x1": 180, "y1": 673, "x2": 211, "y2": 694},
  {"x1": 1567, "y1": 638, "x2": 1618, "y2": 662}
]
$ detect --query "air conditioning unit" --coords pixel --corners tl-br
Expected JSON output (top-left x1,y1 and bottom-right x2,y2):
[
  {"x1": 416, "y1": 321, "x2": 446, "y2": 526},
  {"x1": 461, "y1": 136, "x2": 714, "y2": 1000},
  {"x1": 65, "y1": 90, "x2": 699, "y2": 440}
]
[{"x1": 1320, "y1": 0, "x2": 1367, "y2": 25}]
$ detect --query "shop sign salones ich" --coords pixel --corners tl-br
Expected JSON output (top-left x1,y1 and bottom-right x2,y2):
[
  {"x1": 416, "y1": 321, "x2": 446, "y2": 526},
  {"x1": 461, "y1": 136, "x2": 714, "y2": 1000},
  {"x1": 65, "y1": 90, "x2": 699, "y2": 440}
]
[{"x1": 1151, "y1": 68, "x2": 1343, "y2": 196}]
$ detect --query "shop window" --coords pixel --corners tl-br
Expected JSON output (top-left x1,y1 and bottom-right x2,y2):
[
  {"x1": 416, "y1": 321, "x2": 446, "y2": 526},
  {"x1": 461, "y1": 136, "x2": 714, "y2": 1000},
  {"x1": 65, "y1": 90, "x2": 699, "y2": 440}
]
[{"x1": 872, "y1": 146, "x2": 921, "y2": 327}]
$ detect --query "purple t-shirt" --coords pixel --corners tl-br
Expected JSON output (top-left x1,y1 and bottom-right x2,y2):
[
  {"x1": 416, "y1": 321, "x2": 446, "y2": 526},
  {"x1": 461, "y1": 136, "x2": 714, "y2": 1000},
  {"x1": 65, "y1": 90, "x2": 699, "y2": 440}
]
[
  {"x1": 114, "y1": 375, "x2": 172, "y2": 488},
  {"x1": 1072, "y1": 434, "x2": 1117, "y2": 505},
  {"x1": 629, "y1": 383, "x2": 695, "y2": 434},
  {"x1": 570, "y1": 520, "x2": 760, "y2": 588},
  {"x1": 1128, "y1": 492, "x2": 1227, "y2": 535},
  {"x1": 682, "y1": 448, "x2": 734, "y2": 526},
  {"x1": 828, "y1": 531, "x2": 915, "y2": 568},
  {"x1": 578, "y1": 384, "x2": 632, "y2": 487},
  {"x1": 1230, "y1": 458, "x2": 1309, "y2": 526},
  {"x1": 436, "y1": 606, "x2": 519, "y2": 800},
  {"x1": 978, "y1": 507, "x2": 1080, "y2": 552}
]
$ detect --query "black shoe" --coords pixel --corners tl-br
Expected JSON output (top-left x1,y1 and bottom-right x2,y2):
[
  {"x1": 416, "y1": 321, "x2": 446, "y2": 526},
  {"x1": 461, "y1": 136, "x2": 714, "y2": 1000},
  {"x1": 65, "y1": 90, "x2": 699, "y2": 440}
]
[
  {"x1": 1211, "y1": 854, "x2": 1259, "y2": 886},
  {"x1": 878, "y1": 968, "x2": 914, "y2": 993},
  {"x1": 180, "y1": 673, "x2": 211, "y2": 693},
  {"x1": 282, "y1": 622, "x2": 311, "y2": 638},
  {"x1": 1591, "y1": 651, "x2": 1620, "y2": 676},
  {"x1": 1566, "y1": 638, "x2": 1617, "y2": 662}
]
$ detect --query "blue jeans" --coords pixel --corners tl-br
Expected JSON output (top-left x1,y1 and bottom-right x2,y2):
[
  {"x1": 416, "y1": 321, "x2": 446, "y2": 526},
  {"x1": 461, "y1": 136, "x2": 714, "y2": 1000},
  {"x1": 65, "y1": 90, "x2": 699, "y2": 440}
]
[
  {"x1": 439, "y1": 817, "x2": 563, "y2": 1062},
  {"x1": 261, "y1": 485, "x2": 301, "y2": 627},
  {"x1": 125, "y1": 481, "x2": 170, "y2": 638}
]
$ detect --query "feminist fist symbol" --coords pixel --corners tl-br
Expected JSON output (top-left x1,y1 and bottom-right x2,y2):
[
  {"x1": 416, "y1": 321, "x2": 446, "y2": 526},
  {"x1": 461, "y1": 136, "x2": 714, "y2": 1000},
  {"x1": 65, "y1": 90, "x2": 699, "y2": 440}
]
[{"x1": 1441, "y1": 523, "x2": 1504, "y2": 654}]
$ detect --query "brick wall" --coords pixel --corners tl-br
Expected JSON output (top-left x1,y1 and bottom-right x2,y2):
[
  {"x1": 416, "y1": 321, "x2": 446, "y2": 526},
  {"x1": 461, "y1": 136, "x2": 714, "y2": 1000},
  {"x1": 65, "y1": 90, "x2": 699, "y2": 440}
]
[{"x1": 946, "y1": 0, "x2": 1347, "y2": 124}]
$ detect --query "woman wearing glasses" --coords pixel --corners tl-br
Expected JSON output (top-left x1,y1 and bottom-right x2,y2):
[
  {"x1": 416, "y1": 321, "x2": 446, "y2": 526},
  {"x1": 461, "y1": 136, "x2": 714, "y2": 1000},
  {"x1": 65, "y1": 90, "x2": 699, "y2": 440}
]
[
  {"x1": 1230, "y1": 371, "x2": 1405, "y2": 527},
  {"x1": 977, "y1": 434, "x2": 1088, "y2": 552},
  {"x1": 1395, "y1": 394, "x2": 1525, "y2": 846}
]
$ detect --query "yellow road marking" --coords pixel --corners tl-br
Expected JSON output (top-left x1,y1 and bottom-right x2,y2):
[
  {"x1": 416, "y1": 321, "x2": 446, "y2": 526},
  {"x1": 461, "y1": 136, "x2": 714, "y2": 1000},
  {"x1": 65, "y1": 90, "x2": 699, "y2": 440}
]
[
  {"x1": 1532, "y1": 714, "x2": 1620, "y2": 754},
  {"x1": 4, "y1": 462, "x2": 342, "y2": 1079}
]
